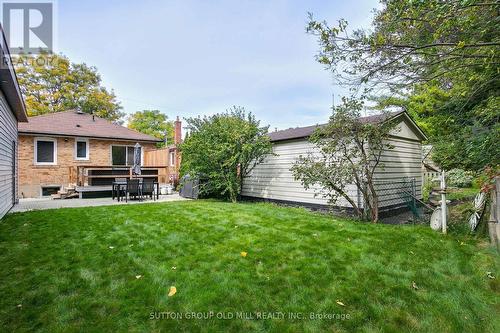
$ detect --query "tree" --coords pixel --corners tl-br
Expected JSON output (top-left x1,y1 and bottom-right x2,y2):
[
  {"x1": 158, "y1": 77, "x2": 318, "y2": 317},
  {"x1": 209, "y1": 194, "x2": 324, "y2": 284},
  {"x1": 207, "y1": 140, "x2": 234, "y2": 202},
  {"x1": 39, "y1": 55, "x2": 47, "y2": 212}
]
[
  {"x1": 180, "y1": 106, "x2": 273, "y2": 202},
  {"x1": 371, "y1": 81, "x2": 500, "y2": 171},
  {"x1": 127, "y1": 110, "x2": 174, "y2": 147},
  {"x1": 291, "y1": 97, "x2": 396, "y2": 222},
  {"x1": 306, "y1": 0, "x2": 499, "y2": 170},
  {"x1": 14, "y1": 53, "x2": 124, "y2": 121}
]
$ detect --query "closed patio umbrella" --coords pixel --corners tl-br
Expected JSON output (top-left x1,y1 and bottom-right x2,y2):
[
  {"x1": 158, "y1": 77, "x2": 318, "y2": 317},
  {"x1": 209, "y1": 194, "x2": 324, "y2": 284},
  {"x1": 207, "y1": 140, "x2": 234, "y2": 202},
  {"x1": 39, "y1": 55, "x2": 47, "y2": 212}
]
[{"x1": 132, "y1": 142, "x2": 141, "y2": 176}]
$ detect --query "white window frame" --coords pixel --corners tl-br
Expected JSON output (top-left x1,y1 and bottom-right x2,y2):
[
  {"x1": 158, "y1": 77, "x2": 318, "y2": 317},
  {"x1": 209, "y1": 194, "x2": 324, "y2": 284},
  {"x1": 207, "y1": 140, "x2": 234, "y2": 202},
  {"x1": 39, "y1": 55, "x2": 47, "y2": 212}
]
[
  {"x1": 170, "y1": 151, "x2": 175, "y2": 166},
  {"x1": 34, "y1": 137, "x2": 57, "y2": 166},
  {"x1": 74, "y1": 138, "x2": 90, "y2": 161}
]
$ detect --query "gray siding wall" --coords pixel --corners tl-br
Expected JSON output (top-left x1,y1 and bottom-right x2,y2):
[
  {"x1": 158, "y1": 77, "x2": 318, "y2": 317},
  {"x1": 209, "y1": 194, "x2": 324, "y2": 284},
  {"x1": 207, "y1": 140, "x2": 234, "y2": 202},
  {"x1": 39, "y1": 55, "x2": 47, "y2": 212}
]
[
  {"x1": 373, "y1": 137, "x2": 423, "y2": 209},
  {"x1": 242, "y1": 139, "x2": 359, "y2": 208},
  {"x1": 0, "y1": 90, "x2": 17, "y2": 219},
  {"x1": 242, "y1": 117, "x2": 423, "y2": 211}
]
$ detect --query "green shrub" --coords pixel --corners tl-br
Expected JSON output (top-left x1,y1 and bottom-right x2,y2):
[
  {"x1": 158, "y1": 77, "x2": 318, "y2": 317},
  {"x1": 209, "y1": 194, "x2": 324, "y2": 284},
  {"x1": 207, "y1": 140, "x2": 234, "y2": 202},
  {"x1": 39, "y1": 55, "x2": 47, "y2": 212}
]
[
  {"x1": 447, "y1": 169, "x2": 475, "y2": 188},
  {"x1": 180, "y1": 106, "x2": 272, "y2": 202}
]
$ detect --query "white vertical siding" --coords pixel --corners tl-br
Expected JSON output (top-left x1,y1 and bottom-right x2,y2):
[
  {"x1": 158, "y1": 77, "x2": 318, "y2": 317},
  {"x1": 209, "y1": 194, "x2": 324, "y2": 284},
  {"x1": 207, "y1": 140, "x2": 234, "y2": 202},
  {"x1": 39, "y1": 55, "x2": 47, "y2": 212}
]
[{"x1": 0, "y1": 90, "x2": 17, "y2": 218}]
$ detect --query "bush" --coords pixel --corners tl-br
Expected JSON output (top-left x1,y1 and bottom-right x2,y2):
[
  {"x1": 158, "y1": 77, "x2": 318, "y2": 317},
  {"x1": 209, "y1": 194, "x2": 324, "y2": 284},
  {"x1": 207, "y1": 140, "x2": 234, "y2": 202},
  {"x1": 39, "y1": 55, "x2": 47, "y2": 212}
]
[
  {"x1": 447, "y1": 169, "x2": 475, "y2": 188},
  {"x1": 180, "y1": 106, "x2": 272, "y2": 202}
]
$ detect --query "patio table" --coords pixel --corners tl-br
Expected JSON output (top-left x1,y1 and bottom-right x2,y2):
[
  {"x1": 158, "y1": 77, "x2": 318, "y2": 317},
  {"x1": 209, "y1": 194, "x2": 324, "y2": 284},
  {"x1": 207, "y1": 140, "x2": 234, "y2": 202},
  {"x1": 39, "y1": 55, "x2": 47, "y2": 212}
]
[{"x1": 112, "y1": 180, "x2": 159, "y2": 201}]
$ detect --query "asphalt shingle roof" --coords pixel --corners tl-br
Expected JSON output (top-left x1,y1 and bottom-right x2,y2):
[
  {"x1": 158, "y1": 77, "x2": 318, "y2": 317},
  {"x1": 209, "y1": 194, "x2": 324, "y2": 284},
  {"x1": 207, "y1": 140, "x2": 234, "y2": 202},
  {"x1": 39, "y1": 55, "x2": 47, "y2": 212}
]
[
  {"x1": 18, "y1": 110, "x2": 162, "y2": 142},
  {"x1": 268, "y1": 111, "x2": 404, "y2": 142}
]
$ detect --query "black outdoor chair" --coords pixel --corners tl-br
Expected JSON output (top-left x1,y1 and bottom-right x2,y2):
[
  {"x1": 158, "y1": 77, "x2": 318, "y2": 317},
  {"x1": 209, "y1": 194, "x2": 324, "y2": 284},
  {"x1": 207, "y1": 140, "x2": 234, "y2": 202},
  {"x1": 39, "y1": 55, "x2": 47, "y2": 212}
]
[
  {"x1": 142, "y1": 178, "x2": 156, "y2": 201},
  {"x1": 114, "y1": 177, "x2": 127, "y2": 200},
  {"x1": 126, "y1": 178, "x2": 141, "y2": 202}
]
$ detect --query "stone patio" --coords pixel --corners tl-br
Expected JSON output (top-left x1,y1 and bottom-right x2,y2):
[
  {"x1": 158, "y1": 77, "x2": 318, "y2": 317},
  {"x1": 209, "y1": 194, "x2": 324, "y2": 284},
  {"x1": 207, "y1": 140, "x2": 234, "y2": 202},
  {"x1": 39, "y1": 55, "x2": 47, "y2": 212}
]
[{"x1": 9, "y1": 193, "x2": 189, "y2": 213}]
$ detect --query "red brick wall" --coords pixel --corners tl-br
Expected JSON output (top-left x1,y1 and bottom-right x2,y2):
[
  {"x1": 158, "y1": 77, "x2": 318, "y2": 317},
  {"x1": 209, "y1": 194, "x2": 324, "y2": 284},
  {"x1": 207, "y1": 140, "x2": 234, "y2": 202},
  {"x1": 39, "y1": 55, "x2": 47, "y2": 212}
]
[{"x1": 18, "y1": 135, "x2": 156, "y2": 198}]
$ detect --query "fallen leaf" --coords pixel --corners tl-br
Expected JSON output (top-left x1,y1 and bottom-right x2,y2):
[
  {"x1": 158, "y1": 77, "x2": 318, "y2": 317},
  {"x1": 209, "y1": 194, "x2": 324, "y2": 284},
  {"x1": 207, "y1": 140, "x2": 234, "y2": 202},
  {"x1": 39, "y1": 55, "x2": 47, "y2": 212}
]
[
  {"x1": 109, "y1": 246, "x2": 114, "y2": 249},
  {"x1": 412, "y1": 281, "x2": 419, "y2": 290},
  {"x1": 240, "y1": 251, "x2": 247, "y2": 257},
  {"x1": 135, "y1": 275, "x2": 142, "y2": 279},
  {"x1": 486, "y1": 272, "x2": 495, "y2": 279},
  {"x1": 171, "y1": 266, "x2": 177, "y2": 270},
  {"x1": 168, "y1": 286, "x2": 177, "y2": 297},
  {"x1": 16, "y1": 304, "x2": 22, "y2": 308},
  {"x1": 460, "y1": 241, "x2": 465, "y2": 246},
  {"x1": 410, "y1": 251, "x2": 415, "y2": 255},
  {"x1": 336, "y1": 300, "x2": 345, "y2": 306},
  {"x1": 312, "y1": 233, "x2": 318, "y2": 237}
]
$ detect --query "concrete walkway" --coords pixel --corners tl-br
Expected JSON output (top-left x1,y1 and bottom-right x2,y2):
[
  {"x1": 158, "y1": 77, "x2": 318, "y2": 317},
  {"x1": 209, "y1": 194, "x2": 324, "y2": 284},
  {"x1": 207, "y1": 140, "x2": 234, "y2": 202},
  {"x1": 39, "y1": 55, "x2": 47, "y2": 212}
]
[{"x1": 9, "y1": 193, "x2": 189, "y2": 213}]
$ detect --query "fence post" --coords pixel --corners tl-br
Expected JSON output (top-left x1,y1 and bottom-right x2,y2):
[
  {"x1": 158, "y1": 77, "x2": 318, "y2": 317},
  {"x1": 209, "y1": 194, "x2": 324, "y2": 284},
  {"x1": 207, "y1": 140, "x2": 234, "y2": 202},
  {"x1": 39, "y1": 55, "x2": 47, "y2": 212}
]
[
  {"x1": 488, "y1": 176, "x2": 499, "y2": 249},
  {"x1": 441, "y1": 171, "x2": 447, "y2": 234},
  {"x1": 412, "y1": 178, "x2": 416, "y2": 212}
]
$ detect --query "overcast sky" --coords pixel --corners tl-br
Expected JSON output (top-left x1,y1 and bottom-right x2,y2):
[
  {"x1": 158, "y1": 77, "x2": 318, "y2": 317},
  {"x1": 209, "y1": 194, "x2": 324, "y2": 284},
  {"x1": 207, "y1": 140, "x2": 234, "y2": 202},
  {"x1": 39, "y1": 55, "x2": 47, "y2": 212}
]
[{"x1": 58, "y1": 0, "x2": 378, "y2": 129}]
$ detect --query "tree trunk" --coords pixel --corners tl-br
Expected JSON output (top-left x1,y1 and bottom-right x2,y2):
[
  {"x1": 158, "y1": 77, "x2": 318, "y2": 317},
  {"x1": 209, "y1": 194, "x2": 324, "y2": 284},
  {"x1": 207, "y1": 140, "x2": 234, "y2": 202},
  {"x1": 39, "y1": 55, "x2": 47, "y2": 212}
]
[{"x1": 367, "y1": 181, "x2": 379, "y2": 223}]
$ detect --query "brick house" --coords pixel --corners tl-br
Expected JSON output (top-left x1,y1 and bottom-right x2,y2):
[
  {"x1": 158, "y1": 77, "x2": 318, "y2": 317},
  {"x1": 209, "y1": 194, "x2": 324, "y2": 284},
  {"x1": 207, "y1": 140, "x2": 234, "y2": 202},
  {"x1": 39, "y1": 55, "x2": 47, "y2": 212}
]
[{"x1": 18, "y1": 110, "x2": 182, "y2": 198}]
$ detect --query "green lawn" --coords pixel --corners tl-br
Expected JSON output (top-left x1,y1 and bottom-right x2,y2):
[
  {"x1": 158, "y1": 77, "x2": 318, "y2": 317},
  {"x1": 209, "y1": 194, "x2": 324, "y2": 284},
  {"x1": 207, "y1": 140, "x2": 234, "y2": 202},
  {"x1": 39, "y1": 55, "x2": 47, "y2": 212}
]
[
  {"x1": 447, "y1": 187, "x2": 480, "y2": 201},
  {"x1": 0, "y1": 201, "x2": 498, "y2": 332}
]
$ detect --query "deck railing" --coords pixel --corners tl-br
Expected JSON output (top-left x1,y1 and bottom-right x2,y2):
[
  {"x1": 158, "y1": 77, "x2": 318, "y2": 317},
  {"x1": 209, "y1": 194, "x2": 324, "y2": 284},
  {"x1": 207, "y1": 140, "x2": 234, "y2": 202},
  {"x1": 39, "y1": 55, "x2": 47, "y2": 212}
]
[{"x1": 73, "y1": 165, "x2": 176, "y2": 186}]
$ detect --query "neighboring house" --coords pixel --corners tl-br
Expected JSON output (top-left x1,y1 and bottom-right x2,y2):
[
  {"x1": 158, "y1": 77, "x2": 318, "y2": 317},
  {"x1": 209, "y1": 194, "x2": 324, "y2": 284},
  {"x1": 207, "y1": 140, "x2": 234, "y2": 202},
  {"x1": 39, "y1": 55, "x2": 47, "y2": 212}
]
[
  {"x1": 0, "y1": 25, "x2": 28, "y2": 218},
  {"x1": 142, "y1": 116, "x2": 183, "y2": 184},
  {"x1": 242, "y1": 111, "x2": 428, "y2": 212},
  {"x1": 422, "y1": 145, "x2": 441, "y2": 184},
  {"x1": 17, "y1": 110, "x2": 182, "y2": 198}
]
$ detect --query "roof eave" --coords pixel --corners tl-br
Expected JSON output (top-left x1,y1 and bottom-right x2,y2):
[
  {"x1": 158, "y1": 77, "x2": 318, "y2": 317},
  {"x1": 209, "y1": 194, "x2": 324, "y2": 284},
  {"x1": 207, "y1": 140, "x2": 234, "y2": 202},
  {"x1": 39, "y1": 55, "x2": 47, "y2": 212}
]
[
  {"x1": 269, "y1": 135, "x2": 309, "y2": 143},
  {"x1": 18, "y1": 131, "x2": 162, "y2": 143},
  {"x1": 0, "y1": 25, "x2": 28, "y2": 122},
  {"x1": 388, "y1": 111, "x2": 428, "y2": 141},
  {"x1": 268, "y1": 111, "x2": 428, "y2": 143}
]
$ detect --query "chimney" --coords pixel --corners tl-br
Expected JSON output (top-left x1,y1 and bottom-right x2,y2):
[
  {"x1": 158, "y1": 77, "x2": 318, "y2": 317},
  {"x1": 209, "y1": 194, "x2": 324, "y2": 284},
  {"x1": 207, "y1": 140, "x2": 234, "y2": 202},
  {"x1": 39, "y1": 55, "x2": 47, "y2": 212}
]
[{"x1": 174, "y1": 116, "x2": 182, "y2": 145}]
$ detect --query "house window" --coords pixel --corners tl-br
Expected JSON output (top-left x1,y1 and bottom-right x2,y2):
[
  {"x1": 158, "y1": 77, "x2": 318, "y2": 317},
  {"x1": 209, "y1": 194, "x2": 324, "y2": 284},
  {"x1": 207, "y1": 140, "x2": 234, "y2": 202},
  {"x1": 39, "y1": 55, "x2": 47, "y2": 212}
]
[
  {"x1": 111, "y1": 145, "x2": 141, "y2": 166},
  {"x1": 170, "y1": 151, "x2": 175, "y2": 166},
  {"x1": 75, "y1": 138, "x2": 89, "y2": 160},
  {"x1": 34, "y1": 137, "x2": 57, "y2": 165},
  {"x1": 41, "y1": 186, "x2": 60, "y2": 197}
]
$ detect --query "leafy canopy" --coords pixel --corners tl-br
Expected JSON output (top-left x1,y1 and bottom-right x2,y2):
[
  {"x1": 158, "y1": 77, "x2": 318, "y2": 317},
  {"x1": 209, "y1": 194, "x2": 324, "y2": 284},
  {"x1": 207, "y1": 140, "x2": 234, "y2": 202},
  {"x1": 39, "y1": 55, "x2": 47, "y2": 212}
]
[
  {"x1": 127, "y1": 110, "x2": 174, "y2": 147},
  {"x1": 180, "y1": 106, "x2": 272, "y2": 202},
  {"x1": 307, "y1": 0, "x2": 499, "y2": 171},
  {"x1": 14, "y1": 53, "x2": 124, "y2": 121}
]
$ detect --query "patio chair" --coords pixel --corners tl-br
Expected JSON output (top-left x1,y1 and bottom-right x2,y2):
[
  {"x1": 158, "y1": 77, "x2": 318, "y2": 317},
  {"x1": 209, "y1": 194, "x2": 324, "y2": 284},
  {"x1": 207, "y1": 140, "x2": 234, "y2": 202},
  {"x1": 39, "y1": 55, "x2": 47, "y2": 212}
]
[
  {"x1": 142, "y1": 178, "x2": 156, "y2": 201},
  {"x1": 126, "y1": 178, "x2": 141, "y2": 202},
  {"x1": 113, "y1": 178, "x2": 127, "y2": 201}
]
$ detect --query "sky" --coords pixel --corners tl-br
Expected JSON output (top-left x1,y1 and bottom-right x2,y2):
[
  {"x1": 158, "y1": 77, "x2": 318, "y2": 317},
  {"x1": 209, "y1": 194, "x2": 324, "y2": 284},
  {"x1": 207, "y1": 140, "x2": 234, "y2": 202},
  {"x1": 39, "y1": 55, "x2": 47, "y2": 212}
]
[{"x1": 57, "y1": 0, "x2": 379, "y2": 130}]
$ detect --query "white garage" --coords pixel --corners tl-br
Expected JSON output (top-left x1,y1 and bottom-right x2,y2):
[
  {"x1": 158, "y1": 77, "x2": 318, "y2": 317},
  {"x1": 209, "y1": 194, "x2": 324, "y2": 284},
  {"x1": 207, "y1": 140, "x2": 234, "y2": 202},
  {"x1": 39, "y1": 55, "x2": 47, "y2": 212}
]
[{"x1": 242, "y1": 111, "x2": 427, "y2": 213}]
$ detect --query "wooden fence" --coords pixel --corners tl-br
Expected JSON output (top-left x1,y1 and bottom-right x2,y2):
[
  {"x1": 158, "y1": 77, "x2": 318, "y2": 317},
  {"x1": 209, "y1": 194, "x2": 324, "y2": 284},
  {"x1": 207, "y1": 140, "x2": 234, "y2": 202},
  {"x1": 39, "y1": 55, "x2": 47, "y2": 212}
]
[
  {"x1": 143, "y1": 148, "x2": 180, "y2": 185},
  {"x1": 144, "y1": 148, "x2": 169, "y2": 166},
  {"x1": 488, "y1": 176, "x2": 500, "y2": 249},
  {"x1": 423, "y1": 171, "x2": 440, "y2": 184}
]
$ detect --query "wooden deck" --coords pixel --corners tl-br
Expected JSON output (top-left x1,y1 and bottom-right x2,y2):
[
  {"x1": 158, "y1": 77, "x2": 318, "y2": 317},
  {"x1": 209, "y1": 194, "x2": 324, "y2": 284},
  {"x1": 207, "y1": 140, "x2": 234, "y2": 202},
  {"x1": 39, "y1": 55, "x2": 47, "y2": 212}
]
[
  {"x1": 73, "y1": 165, "x2": 172, "y2": 186},
  {"x1": 75, "y1": 185, "x2": 114, "y2": 199}
]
